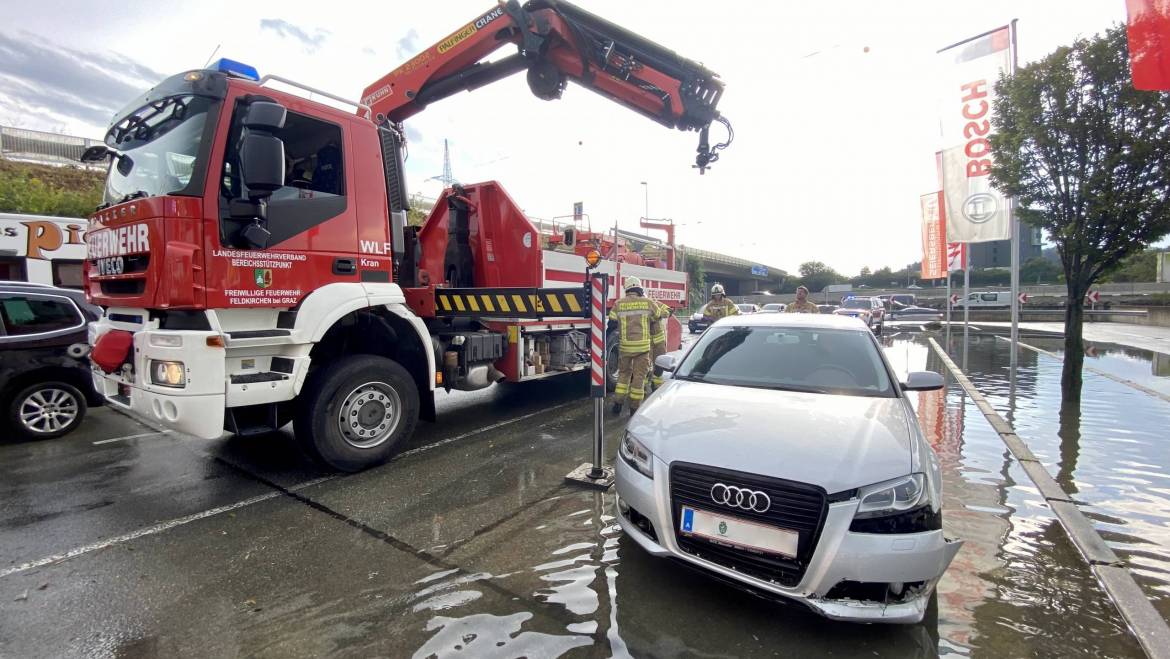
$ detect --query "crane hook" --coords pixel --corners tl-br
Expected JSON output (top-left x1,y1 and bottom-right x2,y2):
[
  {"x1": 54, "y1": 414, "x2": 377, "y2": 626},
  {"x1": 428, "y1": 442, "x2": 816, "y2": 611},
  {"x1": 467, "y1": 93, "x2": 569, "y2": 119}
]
[{"x1": 694, "y1": 115, "x2": 733, "y2": 175}]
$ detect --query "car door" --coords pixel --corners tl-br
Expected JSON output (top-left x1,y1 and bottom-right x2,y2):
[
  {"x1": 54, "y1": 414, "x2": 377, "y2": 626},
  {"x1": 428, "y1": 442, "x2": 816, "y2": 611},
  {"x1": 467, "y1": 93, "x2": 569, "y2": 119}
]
[{"x1": 0, "y1": 291, "x2": 88, "y2": 355}]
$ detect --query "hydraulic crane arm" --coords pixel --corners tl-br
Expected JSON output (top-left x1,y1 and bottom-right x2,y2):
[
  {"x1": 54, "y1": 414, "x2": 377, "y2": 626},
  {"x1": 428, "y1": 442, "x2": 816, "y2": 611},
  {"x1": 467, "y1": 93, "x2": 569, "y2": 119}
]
[{"x1": 361, "y1": 0, "x2": 732, "y2": 173}]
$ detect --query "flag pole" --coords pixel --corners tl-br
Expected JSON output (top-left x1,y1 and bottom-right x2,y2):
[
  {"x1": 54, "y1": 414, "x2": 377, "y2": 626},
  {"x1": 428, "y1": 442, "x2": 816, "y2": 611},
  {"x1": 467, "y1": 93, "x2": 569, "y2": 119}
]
[
  {"x1": 1008, "y1": 19, "x2": 1020, "y2": 370},
  {"x1": 963, "y1": 252, "x2": 970, "y2": 370}
]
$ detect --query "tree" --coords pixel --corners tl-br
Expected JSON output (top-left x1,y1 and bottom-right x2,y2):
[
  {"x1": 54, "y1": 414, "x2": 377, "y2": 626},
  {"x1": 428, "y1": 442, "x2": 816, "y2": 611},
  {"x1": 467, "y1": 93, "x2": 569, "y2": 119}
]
[
  {"x1": 1100, "y1": 248, "x2": 1164, "y2": 282},
  {"x1": 990, "y1": 25, "x2": 1170, "y2": 398},
  {"x1": 859, "y1": 266, "x2": 872, "y2": 277},
  {"x1": 684, "y1": 255, "x2": 707, "y2": 308},
  {"x1": 798, "y1": 260, "x2": 844, "y2": 294},
  {"x1": 1020, "y1": 257, "x2": 1063, "y2": 284}
]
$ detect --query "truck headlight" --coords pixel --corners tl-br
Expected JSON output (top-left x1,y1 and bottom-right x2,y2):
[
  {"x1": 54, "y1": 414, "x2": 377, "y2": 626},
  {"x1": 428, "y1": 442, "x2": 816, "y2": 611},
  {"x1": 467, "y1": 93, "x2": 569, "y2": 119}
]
[
  {"x1": 619, "y1": 431, "x2": 655, "y2": 479},
  {"x1": 150, "y1": 360, "x2": 186, "y2": 387},
  {"x1": 854, "y1": 474, "x2": 927, "y2": 518}
]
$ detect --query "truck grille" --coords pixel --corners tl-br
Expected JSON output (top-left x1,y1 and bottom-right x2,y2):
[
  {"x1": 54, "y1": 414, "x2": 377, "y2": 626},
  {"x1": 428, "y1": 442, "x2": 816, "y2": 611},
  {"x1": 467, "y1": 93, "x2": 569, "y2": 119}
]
[{"x1": 670, "y1": 462, "x2": 828, "y2": 588}]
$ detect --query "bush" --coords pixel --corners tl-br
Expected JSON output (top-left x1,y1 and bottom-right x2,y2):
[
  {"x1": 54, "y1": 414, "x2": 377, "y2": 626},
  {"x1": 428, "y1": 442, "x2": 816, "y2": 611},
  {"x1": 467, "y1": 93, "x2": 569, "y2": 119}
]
[{"x1": 0, "y1": 160, "x2": 103, "y2": 218}]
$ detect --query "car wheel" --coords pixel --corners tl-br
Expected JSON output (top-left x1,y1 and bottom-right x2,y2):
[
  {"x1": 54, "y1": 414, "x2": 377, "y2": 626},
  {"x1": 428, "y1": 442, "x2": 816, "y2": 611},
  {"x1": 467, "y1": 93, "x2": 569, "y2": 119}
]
[
  {"x1": 293, "y1": 355, "x2": 419, "y2": 472},
  {"x1": 8, "y1": 381, "x2": 88, "y2": 440},
  {"x1": 605, "y1": 332, "x2": 620, "y2": 392}
]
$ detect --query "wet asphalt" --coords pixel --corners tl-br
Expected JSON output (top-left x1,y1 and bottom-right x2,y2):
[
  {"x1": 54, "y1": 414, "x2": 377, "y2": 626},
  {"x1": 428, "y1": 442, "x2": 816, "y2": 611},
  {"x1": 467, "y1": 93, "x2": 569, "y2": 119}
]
[{"x1": 0, "y1": 328, "x2": 1154, "y2": 658}]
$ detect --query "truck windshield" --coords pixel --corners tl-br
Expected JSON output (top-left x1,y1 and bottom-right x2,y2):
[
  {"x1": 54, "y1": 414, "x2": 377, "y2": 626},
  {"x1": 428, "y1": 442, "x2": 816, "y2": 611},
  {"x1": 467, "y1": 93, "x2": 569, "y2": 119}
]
[{"x1": 103, "y1": 95, "x2": 214, "y2": 205}]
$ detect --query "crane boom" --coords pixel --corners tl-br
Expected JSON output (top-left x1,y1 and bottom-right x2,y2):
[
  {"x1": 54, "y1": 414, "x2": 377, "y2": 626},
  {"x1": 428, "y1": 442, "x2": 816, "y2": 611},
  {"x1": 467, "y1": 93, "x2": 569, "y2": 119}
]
[{"x1": 361, "y1": 0, "x2": 732, "y2": 172}]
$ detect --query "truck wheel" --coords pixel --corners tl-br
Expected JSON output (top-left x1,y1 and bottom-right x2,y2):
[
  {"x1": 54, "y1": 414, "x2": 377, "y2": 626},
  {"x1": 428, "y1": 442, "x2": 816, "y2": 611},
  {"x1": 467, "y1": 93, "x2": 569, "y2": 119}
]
[
  {"x1": 7, "y1": 381, "x2": 88, "y2": 440},
  {"x1": 294, "y1": 355, "x2": 419, "y2": 472}
]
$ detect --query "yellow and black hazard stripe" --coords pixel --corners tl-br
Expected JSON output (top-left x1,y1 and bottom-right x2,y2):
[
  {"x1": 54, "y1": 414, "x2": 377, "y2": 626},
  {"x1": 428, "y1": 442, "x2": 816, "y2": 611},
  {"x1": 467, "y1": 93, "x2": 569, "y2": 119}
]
[{"x1": 434, "y1": 287, "x2": 589, "y2": 318}]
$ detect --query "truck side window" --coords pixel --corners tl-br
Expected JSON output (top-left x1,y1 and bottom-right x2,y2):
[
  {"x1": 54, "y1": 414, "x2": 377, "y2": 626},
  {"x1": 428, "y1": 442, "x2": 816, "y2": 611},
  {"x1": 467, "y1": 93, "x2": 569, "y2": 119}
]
[
  {"x1": 981, "y1": 293, "x2": 999, "y2": 302},
  {"x1": 221, "y1": 106, "x2": 347, "y2": 247}
]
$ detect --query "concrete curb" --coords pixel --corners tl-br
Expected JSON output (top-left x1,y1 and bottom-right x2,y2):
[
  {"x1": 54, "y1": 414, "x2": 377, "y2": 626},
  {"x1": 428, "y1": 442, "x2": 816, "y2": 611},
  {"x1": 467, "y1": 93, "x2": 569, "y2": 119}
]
[
  {"x1": 927, "y1": 338, "x2": 1170, "y2": 659},
  {"x1": 1001, "y1": 336, "x2": 1170, "y2": 405}
]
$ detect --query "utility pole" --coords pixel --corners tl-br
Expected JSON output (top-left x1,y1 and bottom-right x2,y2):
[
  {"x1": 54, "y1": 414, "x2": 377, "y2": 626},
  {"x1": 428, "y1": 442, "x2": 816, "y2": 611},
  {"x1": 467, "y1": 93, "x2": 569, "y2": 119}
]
[{"x1": 640, "y1": 181, "x2": 649, "y2": 220}]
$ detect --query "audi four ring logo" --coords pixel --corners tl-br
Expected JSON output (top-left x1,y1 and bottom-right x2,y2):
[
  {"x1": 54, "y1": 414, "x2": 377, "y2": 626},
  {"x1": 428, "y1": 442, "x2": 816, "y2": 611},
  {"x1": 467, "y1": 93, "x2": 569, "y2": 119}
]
[{"x1": 710, "y1": 483, "x2": 771, "y2": 513}]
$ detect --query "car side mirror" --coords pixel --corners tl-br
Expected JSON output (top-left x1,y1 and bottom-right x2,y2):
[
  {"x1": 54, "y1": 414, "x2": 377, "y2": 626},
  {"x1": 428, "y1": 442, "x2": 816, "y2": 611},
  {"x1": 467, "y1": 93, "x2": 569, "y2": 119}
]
[
  {"x1": 655, "y1": 353, "x2": 680, "y2": 372},
  {"x1": 80, "y1": 144, "x2": 110, "y2": 163},
  {"x1": 902, "y1": 371, "x2": 944, "y2": 391},
  {"x1": 239, "y1": 101, "x2": 287, "y2": 198}
]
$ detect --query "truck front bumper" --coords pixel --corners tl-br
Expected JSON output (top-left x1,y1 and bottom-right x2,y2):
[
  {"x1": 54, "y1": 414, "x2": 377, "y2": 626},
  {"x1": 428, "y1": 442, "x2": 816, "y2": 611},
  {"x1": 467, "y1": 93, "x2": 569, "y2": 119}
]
[{"x1": 90, "y1": 312, "x2": 226, "y2": 439}]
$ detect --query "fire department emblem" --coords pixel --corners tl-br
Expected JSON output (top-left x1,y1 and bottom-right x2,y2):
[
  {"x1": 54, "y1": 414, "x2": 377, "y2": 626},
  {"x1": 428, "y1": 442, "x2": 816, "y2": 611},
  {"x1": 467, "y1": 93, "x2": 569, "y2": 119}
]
[{"x1": 254, "y1": 268, "x2": 273, "y2": 289}]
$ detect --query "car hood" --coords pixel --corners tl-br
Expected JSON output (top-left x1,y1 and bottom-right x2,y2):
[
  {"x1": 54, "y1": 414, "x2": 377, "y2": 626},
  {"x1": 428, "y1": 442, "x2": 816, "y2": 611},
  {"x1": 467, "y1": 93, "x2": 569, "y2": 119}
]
[
  {"x1": 629, "y1": 380, "x2": 914, "y2": 494},
  {"x1": 834, "y1": 308, "x2": 869, "y2": 316}
]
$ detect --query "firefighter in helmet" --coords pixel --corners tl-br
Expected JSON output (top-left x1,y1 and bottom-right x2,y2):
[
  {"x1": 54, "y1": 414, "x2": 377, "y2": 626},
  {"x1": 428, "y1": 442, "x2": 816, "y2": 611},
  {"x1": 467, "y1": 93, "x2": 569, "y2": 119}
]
[
  {"x1": 700, "y1": 283, "x2": 739, "y2": 322},
  {"x1": 608, "y1": 276, "x2": 655, "y2": 415},
  {"x1": 646, "y1": 295, "x2": 672, "y2": 391}
]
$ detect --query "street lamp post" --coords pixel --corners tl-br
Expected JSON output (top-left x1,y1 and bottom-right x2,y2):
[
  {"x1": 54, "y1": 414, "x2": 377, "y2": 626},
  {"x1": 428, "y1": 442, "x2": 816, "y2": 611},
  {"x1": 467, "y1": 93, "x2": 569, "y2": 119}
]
[{"x1": 640, "y1": 181, "x2": 648, "y2": 220}]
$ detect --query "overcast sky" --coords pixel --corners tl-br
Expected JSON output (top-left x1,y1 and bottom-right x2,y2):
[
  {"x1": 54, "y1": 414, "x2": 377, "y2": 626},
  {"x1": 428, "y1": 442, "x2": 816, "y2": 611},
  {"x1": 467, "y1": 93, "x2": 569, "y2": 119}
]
[{"x1": 0, "y1": 1, "x2": 1126, "y2": 275}]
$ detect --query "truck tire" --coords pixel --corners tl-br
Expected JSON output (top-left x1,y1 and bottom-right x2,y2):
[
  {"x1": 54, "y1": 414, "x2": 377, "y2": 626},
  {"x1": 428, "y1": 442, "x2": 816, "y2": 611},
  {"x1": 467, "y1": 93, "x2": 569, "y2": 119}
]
[
  {"x1": 605, "y1": 331, "x2": 620, "y2": 393},
  {"x1": 7, "y1": 381, "x2": 88, "y2": 440},
  {"x1": 294, "y1": 355, "x2": 419, "y2": 472}
]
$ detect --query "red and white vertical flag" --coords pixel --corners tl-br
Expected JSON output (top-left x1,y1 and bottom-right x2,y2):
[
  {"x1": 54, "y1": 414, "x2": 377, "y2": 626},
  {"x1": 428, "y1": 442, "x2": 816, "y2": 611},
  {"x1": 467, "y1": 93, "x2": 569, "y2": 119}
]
[
  {"x1": 947, "y1": 242, "x2": 967, "y2": 272},
  {"x1": 920, "y1": 192, "x2": 947, "y2": 280},
  {"x1": 937, "y1": 26, "x2": 1013, "y2": 243},
  {"x1": 1126, "y1": 0, "x2": 1170, "y2": 91}
]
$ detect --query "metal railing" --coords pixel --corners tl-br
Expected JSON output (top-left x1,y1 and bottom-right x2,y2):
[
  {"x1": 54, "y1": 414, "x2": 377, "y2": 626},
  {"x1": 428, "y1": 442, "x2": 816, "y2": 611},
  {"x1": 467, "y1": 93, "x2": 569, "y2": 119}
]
[{"x1": 0, "y1": 125, "x2": 104, "y2": 170}]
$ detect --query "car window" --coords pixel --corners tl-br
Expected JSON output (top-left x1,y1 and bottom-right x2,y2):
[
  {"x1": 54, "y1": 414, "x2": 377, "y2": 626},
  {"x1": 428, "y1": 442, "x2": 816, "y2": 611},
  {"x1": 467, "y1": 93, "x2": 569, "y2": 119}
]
[
  {"x1": 981, "y1": 293, "x2": 999, "y2": 301},
  {"x1": 674, "y1": 325, "x2": 895, "y2": 397},
  {"x1": 0, "y1": 294, "x2": 82, "y2": 336},
  {"x1": 841, "y1": 298, "x2": 870, "y2": 309}
]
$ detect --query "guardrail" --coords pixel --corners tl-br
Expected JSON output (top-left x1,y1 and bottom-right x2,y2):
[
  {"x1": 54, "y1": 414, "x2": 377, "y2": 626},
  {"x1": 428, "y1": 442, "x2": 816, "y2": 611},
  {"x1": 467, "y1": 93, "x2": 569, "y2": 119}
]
[{"x1": 0, "y1": 125, "x2": 104, "y2": 170}]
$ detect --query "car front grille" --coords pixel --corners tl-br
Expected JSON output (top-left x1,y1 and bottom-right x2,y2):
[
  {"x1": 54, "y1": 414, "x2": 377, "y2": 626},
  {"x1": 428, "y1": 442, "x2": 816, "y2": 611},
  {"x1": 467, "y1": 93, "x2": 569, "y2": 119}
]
[{"x1": 670, "y1": 462, "x2": 828, "y2": 588}]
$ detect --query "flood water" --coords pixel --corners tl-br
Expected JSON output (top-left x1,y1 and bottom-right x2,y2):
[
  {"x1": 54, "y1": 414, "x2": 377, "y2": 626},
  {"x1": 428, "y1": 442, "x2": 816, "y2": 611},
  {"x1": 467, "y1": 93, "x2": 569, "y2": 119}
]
[{"x1": 396, "y1": 328, "x2": 1169, "y2": 658}]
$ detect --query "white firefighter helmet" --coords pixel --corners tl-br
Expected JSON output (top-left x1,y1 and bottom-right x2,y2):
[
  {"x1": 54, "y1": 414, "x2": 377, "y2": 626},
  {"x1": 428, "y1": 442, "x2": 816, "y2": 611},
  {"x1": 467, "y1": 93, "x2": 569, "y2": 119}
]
[
  {"x1": 624, "y1": 276, "x2": 643, "y2": 291},
  {"x1": 711, "y1": 283, "x2": 725, "y2": 296}
]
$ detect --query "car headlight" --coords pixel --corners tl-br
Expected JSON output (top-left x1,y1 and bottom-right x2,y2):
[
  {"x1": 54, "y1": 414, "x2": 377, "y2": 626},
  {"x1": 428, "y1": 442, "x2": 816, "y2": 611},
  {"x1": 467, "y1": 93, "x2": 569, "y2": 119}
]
[
  {"x1": 619, "y1": 431, "x2": 655, "y2": 479},
  {"x1": 150, "y1": 360, "x2": 186, "y2": 387},
  {"x1": 855, "y1": 474, "x2": 928, "y2": 518}
]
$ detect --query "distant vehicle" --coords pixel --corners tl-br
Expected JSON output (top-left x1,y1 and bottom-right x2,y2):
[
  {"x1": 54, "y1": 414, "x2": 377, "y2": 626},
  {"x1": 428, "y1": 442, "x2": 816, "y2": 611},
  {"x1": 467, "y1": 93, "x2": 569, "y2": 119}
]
[
  {"x1": 888, "y1": 294, "x2": 917, "y2": 307},
  {"x1": 689, "y1": 312, "x2": 712, "y2": 334},
  {"x1": 760, "y1": 303, "x2": 786, "y2": 313},
  {"x1": 834, "y1": 296, "x2": 884, "y2": 332},
  {"x1": 955, "y1": 291, "x2": 1011, "y2": 308},
  {"x1": 0, "y1": 283, "x2": 102, "y2": 439},
  {"x1": 616, "y1": 313, "x2": 959, "y2": 623},
  {"x1": 817, "y1": 304, "x2": 838, "y2": 314},
  {"x1": 907, "y1": 284, "x2": 923, "y2": 290},
  {"x1": 737, "y1": 303, "x2": 761, "y2": 314},
  {"x1": 887, "y1": 301, "x2": 943, "y2": 321}
]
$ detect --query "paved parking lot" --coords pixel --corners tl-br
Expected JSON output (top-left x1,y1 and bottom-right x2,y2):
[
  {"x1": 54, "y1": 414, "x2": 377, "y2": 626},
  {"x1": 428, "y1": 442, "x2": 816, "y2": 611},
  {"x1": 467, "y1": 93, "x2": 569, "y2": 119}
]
[{"x1": 0, "y1": 332, "x2": 1150, "y2": 658}]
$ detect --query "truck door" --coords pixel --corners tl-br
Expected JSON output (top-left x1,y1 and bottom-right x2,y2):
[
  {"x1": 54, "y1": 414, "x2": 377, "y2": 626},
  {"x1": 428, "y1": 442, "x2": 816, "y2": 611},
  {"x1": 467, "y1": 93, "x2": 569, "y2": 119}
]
[{"x1": 207, "y1": 96, "x2": 359, "y2": 309}]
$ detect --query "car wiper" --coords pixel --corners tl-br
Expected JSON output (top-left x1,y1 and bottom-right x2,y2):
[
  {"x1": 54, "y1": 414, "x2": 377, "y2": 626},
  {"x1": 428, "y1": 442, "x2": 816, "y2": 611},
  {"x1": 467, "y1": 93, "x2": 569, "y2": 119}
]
[{"x1": 119, "y1": 190, "x2": 150, "y2": 203}]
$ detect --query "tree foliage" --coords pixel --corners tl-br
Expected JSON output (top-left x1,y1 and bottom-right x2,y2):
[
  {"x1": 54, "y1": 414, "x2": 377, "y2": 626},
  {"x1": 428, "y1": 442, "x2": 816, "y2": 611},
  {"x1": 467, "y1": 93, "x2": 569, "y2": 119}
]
[
  {"x1": 1100, "y1": 247, "x2": 1165, "y2": 282},
  {"x1": 797, "y1": 260, "x2": 845, "y2": 293},
  {"x1": 990, "y1": 25, "x2": 1170, "y2": 396},
  {"x1": 0, "y1": 160, "x2": 103, "y2": 218}
]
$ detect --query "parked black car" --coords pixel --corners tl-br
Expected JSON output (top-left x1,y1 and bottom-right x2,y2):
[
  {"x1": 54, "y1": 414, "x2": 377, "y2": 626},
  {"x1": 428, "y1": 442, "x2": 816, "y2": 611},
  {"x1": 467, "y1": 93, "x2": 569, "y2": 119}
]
[{"x1": 0, "y1": 282, "x2": 102, "y2": 439}]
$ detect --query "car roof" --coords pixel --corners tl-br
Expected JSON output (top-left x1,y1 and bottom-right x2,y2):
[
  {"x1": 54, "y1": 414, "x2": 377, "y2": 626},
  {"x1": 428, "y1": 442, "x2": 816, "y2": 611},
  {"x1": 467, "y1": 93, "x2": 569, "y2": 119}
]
[{"x1": 709, "y1": 311, "x2": 871, "y2": 330}]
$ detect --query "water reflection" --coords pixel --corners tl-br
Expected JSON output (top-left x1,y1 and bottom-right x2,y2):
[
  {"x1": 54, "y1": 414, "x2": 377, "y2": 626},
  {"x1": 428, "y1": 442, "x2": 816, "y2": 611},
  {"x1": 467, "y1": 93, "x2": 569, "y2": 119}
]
[{"x1": 403, "y1": 329, "x2": 1154, "y2": 658}]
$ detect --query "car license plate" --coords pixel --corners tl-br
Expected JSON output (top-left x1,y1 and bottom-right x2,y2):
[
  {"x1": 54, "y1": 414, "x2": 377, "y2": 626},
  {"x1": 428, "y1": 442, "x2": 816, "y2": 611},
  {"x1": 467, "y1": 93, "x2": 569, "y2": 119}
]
[{"x1": 680, "y1": 506, "x2": 798, "y2": 558}]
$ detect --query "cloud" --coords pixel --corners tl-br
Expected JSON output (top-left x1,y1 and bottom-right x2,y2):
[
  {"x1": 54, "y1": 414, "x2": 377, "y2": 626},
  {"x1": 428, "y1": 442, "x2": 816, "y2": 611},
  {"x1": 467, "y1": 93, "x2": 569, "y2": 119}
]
[
  {"x1": 395, "y1": 29, "x2": 421, "y2": 61},
  {"x1": 404, "y1": 124, "x2": 423, "y2": 143},
  {"x1": 0, "y1": 32, "x2": 165, "y2": 133},
  {"x1": 259, "y1": 18, "x2": 329, "y2": 54}
]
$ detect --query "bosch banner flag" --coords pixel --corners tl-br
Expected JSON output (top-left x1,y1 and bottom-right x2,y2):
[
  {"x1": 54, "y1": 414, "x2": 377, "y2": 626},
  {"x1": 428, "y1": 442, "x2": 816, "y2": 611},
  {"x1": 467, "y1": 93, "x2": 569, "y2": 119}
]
[
  {"x1": 920, "y1": 192, "x2": 946, "y2": 280},
  {"x1": 1126, "y1": 0, "x2": 1170, "y2": 91},
  {"x1": 947, "y1": 242, "x2": 967, "y2": 272},
  {"x1": 938, "y1": 26, "x2": 1013, "y2": 243}
]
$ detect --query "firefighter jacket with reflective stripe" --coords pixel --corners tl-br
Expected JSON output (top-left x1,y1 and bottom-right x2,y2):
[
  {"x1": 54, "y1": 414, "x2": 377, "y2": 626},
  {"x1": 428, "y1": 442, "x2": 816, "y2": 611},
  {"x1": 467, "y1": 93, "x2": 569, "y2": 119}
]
[
  {"x1": 648, "y1": 299, "x2": 671, "y2": 346},
  {"x1": 608, "y1": 294, "x2": 655, "y2": 354},
  {"x1": 701, "y1": 297, "x2": 740, "y2": 320}
]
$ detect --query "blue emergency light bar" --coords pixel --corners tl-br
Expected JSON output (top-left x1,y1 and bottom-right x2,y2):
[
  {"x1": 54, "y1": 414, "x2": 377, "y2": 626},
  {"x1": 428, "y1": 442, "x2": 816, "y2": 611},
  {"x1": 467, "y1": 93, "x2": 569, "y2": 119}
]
[{"x1": 210, "y1": 57, "x2": 260, "y2": 81}]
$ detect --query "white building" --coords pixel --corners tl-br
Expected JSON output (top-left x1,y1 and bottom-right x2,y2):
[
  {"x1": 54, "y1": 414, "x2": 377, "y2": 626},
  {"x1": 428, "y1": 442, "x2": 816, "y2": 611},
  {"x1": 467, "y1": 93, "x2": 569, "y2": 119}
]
[{"x1": 0, "y1": 213, "x2": 88, "y2": 287}]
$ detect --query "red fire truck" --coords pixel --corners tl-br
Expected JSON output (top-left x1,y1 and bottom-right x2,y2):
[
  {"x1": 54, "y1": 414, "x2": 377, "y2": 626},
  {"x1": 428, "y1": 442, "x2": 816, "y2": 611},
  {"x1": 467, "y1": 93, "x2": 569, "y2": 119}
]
[{"x1": 83, "y1": 0, "x2": 731, "y2": 471}]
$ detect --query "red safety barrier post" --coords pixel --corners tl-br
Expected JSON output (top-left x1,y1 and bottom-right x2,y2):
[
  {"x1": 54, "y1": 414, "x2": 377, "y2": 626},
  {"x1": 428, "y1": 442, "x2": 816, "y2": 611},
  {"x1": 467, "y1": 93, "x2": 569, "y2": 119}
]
[{"x1": 566, "y1": 260, "x2": 614, "y2": 490}]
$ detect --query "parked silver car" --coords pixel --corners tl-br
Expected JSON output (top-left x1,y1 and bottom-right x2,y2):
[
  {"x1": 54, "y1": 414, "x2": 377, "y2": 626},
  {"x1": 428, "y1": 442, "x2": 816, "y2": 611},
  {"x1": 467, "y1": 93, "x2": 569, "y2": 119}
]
[{"x1": 615, "y1": 313, "x2": 960, "y2": 623}]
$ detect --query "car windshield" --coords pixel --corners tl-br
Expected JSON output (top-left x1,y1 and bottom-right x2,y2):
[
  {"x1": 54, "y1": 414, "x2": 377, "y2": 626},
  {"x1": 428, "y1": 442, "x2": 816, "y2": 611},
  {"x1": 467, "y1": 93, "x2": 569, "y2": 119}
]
[
  {"x1": 763, "y1": 304, "x2": 782, "y2": 311},
  {"x1": 103, "y1": 95, "x2": 213, "y2": 205},
  {"x1": 841, "y1": 298, "x2": 871, "y2": 309},
  {"x1": 674, "y1": 325, "x2": 895, "y2": 397},
  {"x1": 737, "y1": 304, "x2": 754, "y2": 312}
]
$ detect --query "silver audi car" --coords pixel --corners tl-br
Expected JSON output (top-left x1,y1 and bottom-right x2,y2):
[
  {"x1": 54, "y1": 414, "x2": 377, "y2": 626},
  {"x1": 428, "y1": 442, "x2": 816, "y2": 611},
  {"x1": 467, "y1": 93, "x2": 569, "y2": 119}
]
[{"x1": 614, "y1": 313, "x2": 961, "y2": 623}]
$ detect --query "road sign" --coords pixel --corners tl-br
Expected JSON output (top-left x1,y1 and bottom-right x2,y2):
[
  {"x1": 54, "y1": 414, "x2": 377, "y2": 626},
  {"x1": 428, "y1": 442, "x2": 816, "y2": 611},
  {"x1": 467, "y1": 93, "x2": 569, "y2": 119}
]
[
  {"x1": 1018, "y1": 293, "x2": 1029, "y2": 305},
  {"x1": 1086, "y1": 290, "x2": 1101, "y2": 303},
  {"x1": 573, "y1": 201, "x2": 583, "y2": 221},
  {"x1": 950, "y1": 293, "x2": 960, "y2": 305},
  {"x1": 750, "y1": 265, "x2": 768, "y2": 277},
  {"x1": 826, "y1": 284, "x2": 853, "y2": 293}
]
